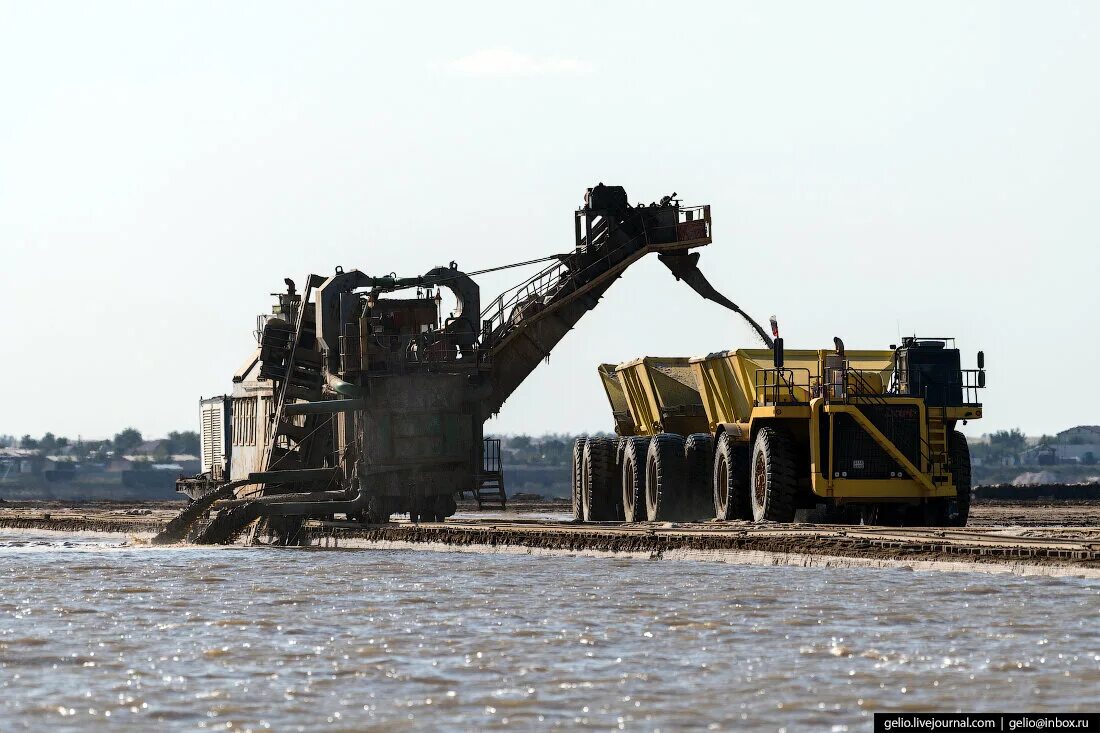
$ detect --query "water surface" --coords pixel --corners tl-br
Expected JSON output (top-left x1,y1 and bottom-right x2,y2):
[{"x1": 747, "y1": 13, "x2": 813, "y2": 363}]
[{"x1": 0, "y1": 531, "x2": 1097, "y2": 731}]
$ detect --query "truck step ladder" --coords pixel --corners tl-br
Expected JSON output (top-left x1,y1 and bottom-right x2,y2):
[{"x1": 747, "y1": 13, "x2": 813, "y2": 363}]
[{"x1": 925, "y1": 407, "x2": 951, "y2": 482}]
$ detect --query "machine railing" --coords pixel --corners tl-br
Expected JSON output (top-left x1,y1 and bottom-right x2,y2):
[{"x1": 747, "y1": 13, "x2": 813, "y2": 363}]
[
  {"x1": 817, "y1": 366, "x2": 984, "y2": 409},
  {"x1": 674, "y1": 205, "x2": 711, "y2": 242},
  {"x1": 480, "y1": 206, "x2": 711, "y2": 351},
  {"x1": 887, "y1": 368, "x2": 984, "y2": 407},
  {"x1": 755, "y1": 366, "x2": 901, "y2": 407},
  {"x1": 754, "y1": 368, "x2": 813, "y2": 406},
  {"x1": 574, "y1": 204, "x2": 711, "y2": 251},
  {"x1": 482, "y1": 437, "x2": 503, "y2": 474},
  {"x1": 820, "y1": 367, "x2": 890, "y2": 405},
  {"x1": 957, "y1": 369, "x2": 985, "y2": 406},
  {"x1": 480, "y1": 257, "x2": 568, "y2": 343}
]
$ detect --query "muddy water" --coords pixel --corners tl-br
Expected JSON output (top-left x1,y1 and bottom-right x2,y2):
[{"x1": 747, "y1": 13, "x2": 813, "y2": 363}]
[{"x1": 0, "y1": 532, "x2": 1098, "y2": 732}]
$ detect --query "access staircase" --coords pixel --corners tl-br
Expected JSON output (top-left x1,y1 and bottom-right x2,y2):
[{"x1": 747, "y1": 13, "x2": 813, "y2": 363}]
[
  {"x1": 250, "y1": 275, "x2": 336, "y2": 497},
  {"x1": 472, "y1": 438, "x2": 507, "y2": 509}
]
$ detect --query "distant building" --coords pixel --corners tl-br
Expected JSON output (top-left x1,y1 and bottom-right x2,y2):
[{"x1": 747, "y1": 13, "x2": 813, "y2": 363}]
[
  {"x1": 1021, "y1": 439, "x2": 1100, "y2": 466},
  {"x1": 1057, "y1": 426, "x2": 1100, "y2": 444},
  {"x1": 0, "y1": 448, "x2": 45, "y2": 475},
  {"x1": 172, "y1": 454, "x2": 201, "y2": 474},
  {"x1": 43, "y1": 455, "x2": 77, "y2": 481}
]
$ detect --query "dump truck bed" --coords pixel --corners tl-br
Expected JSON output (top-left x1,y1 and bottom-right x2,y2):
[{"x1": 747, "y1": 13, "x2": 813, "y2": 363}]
[
  {"x1": 689, "y1": 349, "x2": 894, "y2": 427},
  {"x1": 601, "y1": 348, "x2": 897, "y2": 435},
  {"x1": 600, "y1": 356, "x2": 709, "y2": 436}
]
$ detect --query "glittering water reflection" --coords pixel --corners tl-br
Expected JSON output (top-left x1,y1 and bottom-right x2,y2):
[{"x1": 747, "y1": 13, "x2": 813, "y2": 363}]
[{"x1": 0, "y1": 532, "x2": 1097, "y2": 731}]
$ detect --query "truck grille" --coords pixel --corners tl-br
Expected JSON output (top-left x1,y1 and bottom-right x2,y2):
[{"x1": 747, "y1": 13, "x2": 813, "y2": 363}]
[{"x1": 831, "y1": 406, "x2": 921, "y2": 479}]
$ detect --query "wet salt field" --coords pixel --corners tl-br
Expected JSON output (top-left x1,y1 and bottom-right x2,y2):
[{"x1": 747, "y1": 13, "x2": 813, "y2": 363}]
[{"x1": 0, "y1": 531, "x2": 1098, "y2": 731}]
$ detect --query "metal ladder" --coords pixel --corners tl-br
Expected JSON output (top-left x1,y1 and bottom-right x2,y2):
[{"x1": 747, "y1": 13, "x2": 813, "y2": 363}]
[
  {"x1": 472, "y1": 438, "x2": 506, "y2": 510},
  {"x1": 252, "y1": 277, "x2": 334, "y2": 495},
  {"x1": 924, "y1": 407, "x2": 951, "y2": 482}
]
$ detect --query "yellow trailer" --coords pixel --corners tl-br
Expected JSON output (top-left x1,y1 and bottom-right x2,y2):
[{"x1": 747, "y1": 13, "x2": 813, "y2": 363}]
[
  {"x1": 589, "y1": 359, "x2": 712, "y2": 521},
  {"x1": 603, "y1": 357, "x2": 709, "y2": 437},
  {"x1": 579, "y1": 337, "x2": 985, "y2": 526}
]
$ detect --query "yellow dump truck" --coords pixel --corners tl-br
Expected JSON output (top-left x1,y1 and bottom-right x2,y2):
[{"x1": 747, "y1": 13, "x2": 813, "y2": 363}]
[{"x1": 574, "y1": 337, "x2": 985, "y2": 526}]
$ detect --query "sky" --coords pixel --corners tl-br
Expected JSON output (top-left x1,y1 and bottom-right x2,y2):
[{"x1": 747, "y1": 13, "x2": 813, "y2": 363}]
[{"x1": 1, "y1": 1, "x2": 1097, "y2": 441}]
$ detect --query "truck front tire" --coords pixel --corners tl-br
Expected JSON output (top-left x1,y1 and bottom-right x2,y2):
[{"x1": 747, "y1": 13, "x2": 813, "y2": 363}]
[
  {"x1": 948, "y1": 430, "x2": 972, "y2": 527},
  {"x1": 749, "y1": 427, "x2": 798, "y2": 523}
]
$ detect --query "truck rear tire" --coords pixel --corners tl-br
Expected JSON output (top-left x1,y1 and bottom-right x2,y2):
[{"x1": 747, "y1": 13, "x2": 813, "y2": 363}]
[
  {"x1": 571, "y1": 437, "x2": 586, "y2": 521},
  {"x1": 948, "y1": 430, "x2": 972, "y2": 527},
  {"x1": 646, "y1": 433, "x2": 687, "y2": 521},
  {"x1": 582, "y1": 437, "x2": 618, "y2": 521},
  {"x1": 684, "y1": 433, "x2": 714, "y2": 519},
  {"x1": 750, "y1": 427, "x2": 798, "y2": 523},
  {"x1": 714, "y1": 432, "x2": 752, "y2": 520},
  {"x1": 621, "y1": 436, "x2": 650, "y2": 522}
]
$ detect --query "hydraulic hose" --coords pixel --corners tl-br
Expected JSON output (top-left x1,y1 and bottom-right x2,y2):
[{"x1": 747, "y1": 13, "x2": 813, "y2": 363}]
[
  {"x1": 260, "y1": 481, "x2": 369, "y2": 516},
  {"x1": 215, "y1": 485, "x2": 356, "y2": 509},
  {"x1": 326, "y1": 375, "x2": 364, "y2": 398},
  {"x1": 152, "y1": 478, "x2": 259, "y2": 544}
]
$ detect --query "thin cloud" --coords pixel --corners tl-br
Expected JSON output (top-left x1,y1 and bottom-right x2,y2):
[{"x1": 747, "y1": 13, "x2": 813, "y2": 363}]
[{"x1": 443, "y1": 48, "x2": 593, "y2": 77}]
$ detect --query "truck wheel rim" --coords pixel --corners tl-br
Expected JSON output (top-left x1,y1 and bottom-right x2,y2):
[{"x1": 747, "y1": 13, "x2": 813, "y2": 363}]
[
  {"x1": 646, "y1": 455, "x2": 658, "y2": 511},
  {"x1": 716, "y1": 457, "x2": 729, "y2": 514},
  {"x1": 624, "y1": 462, "x2": 636, "y2": 516},
  {"x1": 753, "y1": 453, "x2": 767, "y2": 507}
]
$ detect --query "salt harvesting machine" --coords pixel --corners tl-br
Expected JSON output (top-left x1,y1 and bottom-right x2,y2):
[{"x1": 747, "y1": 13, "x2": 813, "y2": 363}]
[
  {"x1": 163, "y1": 184, "x2": 765, "y2": 545},
  {"x1": 578, "y1": 336, "x2": 986, "y2": 527}
]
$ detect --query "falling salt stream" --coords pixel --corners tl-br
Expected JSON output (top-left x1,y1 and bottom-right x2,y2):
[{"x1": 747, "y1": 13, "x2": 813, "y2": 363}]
[{"x1": 0, "y1": 531, "x2": 1097, "y2": 731}]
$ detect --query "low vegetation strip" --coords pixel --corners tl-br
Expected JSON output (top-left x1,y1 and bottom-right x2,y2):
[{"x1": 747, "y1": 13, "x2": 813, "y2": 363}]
[{"x1": 975, "y1": 483, "x2": 1100, "y2": 500}]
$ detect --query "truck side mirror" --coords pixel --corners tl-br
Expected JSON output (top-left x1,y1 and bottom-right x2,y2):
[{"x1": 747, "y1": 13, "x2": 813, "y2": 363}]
[
  {"x1": 773, "y1": 337, "x2": 784, "y2": 369},
  {"x1": 978, "y1": 371, "x2": 986, "y2": 388},
  {"x1": 977, "y1": 350, "x2": 985, "y2": 369}
]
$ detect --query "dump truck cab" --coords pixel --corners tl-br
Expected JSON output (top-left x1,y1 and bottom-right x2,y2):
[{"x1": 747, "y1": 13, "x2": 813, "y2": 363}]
[
  {"x1": 718, "y1": 338, "x2": 983, "y2": 524},
  {"x1": 582, "y1": 336, "x2": 985, "y2": 527}
]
